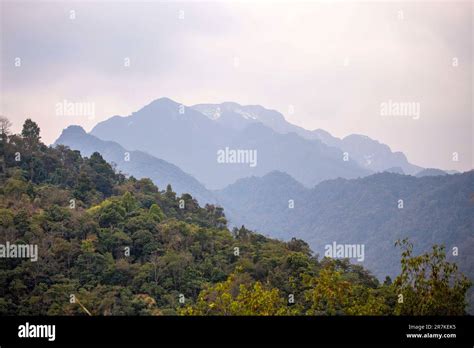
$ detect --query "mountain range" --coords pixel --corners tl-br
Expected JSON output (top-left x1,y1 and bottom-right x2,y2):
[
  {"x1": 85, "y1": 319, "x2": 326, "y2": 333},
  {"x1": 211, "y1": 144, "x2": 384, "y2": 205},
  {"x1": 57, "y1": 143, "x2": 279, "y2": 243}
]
[
  {"x1": 89, "y1": 98, "x2": 427, "y2": 189},
  {"x1": 192, "y1": 102, "x2": 423, "y2": 175},
  {"x1": 55, "y1": 97, "x2": 472, "y2": 298}
]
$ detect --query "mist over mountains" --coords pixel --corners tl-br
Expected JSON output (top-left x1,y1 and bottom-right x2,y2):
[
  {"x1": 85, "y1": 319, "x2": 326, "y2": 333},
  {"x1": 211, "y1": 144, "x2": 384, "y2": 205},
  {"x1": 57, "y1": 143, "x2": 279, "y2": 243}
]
[
  {"x1": 55, "y1": 97, "x2": 472, "y2": 301},
  {"x1": 89, "y1": 97, "x2": 427, "y2": 189},
  {"x1": 215, "y1": 170, "x2": 473, "y2": 277}
]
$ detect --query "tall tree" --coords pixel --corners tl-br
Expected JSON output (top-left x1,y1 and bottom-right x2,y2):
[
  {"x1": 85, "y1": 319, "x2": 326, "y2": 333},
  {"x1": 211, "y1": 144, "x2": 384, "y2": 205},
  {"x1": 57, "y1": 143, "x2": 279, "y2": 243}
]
[
  {"x1": 0, "y1": 116, "x2": 12, "y2": 178},
  {"x1": 21, "y1": 118, "x2": 41, "y2": 149},
  {"x1": 0, "y1": 116, "x2": 12, "y2": 137}
]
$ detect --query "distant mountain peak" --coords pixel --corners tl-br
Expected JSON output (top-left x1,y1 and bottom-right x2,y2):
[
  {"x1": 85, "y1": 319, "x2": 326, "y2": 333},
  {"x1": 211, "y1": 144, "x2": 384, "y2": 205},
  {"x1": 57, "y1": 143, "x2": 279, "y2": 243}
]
[
  {"x1": 61, "y1": 125, "x2": 87, "y2": 135},
  {"x1": 343, "y1": 133, "x2": 373, "y2": 141},
  {"x1": 137, "y1": 97, "x2": 180, "y2": 114},
  {"x1": 261, "y1": 170, "x2": 306, "y2": 185},
  {"x1": 150, "y1": 96, "x2": 178, "y2": 105}
]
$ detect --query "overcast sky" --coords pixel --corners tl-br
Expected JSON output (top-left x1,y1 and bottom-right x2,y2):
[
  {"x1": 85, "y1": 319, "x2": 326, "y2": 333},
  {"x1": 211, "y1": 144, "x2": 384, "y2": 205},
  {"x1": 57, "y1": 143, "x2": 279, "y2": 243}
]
[{"x1": 1, "y1": 0, "x2": 472, "y2": 171}]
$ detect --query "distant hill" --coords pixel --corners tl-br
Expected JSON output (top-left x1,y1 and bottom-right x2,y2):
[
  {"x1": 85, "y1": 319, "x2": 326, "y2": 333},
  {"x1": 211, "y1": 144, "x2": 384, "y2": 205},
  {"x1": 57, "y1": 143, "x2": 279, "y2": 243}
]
[
  {"x1": 383, "y1": 167, "x2": 405, "y2": 174},
  {"x1": 216, "y1": 170, "x2": 474, "y2": 288},
  {"x1": 90, "y1": 98, "x2": 370, "y2": 189},
  {"x1": 55, "y1": 125, "x2": 216, "y2": 205},
  {"x1": 415, "y1": 168, "x2": 448, "y2": 177}
]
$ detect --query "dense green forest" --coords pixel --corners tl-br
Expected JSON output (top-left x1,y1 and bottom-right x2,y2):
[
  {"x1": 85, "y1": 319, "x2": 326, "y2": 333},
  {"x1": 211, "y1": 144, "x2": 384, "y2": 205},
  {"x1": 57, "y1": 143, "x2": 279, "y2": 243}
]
[{"x1": 0, "y1": 118, "x2": 471, "y2": 315}]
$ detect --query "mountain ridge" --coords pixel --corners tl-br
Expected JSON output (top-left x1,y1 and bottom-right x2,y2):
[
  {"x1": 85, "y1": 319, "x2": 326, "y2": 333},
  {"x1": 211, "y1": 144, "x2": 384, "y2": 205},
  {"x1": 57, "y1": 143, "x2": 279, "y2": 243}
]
[
  {"x1": 192, "y1": 100, "x2": 423, "y2": 175},
  {"x1": 215, "y1": 170, "x2": 474, "y2": 287},
  {"x1": 90, "y1": 97, "x2": 372, "y2": 189}
]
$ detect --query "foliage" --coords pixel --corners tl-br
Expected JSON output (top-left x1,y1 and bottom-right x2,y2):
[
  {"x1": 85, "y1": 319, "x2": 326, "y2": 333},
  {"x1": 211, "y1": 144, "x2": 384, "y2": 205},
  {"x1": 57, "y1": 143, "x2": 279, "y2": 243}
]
[
  {"x1": 0, "y1": 118, "x2": 470, "y2": 315},
  {"x1": 394, "y1": 239, "x2": 471, "y2": 315}
]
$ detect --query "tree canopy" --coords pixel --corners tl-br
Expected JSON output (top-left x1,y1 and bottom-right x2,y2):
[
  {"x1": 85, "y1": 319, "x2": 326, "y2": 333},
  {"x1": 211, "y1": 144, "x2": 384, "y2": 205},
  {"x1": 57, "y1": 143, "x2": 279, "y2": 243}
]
[{"x1": 0, "y1": 118, "x2": 470, "y2": 315}]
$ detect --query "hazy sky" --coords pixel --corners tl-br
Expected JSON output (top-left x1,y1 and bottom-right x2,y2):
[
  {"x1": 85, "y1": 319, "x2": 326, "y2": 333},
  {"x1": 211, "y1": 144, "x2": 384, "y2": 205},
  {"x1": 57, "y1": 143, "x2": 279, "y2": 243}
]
[{"x1": 1, "y1": 0, "x2": 472, "y2": 171}]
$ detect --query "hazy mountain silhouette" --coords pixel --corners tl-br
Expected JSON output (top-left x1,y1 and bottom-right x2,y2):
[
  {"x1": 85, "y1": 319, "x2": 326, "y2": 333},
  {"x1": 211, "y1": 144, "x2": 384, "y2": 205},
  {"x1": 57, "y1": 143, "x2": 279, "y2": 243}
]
[
  {"x1": 415, "y1": 168, "x2": 448, "y2": 177},
  {"x1": 90, "y1": 98, "x2": 371, "y2": 189},
  {"x1": 193, "y1": 102, "x2": 423, "y2": 175}
]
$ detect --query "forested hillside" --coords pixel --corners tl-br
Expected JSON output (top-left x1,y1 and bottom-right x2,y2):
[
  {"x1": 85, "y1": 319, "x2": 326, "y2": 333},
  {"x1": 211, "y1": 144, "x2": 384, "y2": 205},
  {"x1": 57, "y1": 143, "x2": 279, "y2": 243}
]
[
  {"x1": 216, "y1": 170, "x2": 474, "y2": 283},
  {"x1": 0, "y1": 118, "x2": 470, "y2": 315}
]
